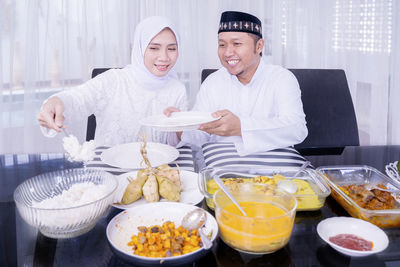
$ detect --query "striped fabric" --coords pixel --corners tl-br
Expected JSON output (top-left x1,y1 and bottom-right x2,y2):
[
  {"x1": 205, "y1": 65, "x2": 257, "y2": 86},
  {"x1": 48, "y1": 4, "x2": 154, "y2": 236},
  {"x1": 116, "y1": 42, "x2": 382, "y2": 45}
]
[
  {"x1": 202, "y1": 142, "x2": 309, "y2": 168},
  {"x1": 85, "y1": 145, "x2": 194, "y2": 175}
]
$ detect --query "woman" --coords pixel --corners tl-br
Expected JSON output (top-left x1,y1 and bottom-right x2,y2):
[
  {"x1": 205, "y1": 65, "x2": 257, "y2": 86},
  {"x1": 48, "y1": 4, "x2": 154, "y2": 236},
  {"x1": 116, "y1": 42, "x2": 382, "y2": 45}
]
[{"x1": 37, "y1": 16, "x2": 187, "y2": 146}]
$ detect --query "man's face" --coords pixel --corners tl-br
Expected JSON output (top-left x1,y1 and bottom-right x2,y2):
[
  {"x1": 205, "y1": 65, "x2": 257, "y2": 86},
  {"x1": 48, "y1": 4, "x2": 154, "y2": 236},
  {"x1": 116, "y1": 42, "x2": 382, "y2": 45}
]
[
  {"x1": 218, "y1": 32, "x2": 263, "y2": 82},
  {"x1": 144, "y1": 28, "x2": 178, "y2": 77}
]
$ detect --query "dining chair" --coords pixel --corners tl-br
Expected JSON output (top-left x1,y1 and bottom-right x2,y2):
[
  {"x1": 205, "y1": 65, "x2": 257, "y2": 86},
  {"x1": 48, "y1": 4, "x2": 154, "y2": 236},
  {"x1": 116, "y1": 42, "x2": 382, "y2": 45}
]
[
  {"x1": 86, "y1": 68, "x2": 111, "y2": 141},
  {"x1": 201, "y1": 68, "x2": 360, "y2": 155}
]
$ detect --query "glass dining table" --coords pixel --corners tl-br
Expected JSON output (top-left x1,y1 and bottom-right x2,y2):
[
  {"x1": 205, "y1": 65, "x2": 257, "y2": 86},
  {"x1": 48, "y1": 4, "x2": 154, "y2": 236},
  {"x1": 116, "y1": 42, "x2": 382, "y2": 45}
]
[{"x1": 1, "y1": 145, "x2": 400, "y2": 267}]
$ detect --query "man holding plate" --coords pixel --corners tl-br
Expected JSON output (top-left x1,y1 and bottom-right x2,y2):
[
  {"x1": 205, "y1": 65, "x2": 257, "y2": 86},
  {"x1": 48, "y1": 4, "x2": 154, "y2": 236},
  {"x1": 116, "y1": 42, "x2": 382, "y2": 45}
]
[{"x1": 166, "y1": 11, "x2": 307, "y2": 155}]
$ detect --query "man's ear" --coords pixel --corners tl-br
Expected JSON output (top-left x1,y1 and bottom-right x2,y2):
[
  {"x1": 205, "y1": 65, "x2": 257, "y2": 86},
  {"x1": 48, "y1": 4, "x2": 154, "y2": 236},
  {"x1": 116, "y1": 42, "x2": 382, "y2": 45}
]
[{"x1": 256, "y1": 38, "x2": 264, "y2": 55}]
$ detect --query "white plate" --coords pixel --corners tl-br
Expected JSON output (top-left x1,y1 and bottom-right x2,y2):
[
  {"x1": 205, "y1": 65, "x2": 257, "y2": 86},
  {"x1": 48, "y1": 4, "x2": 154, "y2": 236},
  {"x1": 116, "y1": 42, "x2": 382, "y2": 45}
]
[
  {"x1": 317, "y1": 217, "x2": 388, "y2": 257},
  {"x1": 139, "y1": 111, "x2": 220, "y2": 132},
  {"x1": 100, "y1": 142, "x2": 179, "y2": 169},
  {"x1": 107, "y1": 202, "x2": 218, "y2": 266},
  {"x1": 112, "y1": 170, "x2": 204, "y2": 209}
]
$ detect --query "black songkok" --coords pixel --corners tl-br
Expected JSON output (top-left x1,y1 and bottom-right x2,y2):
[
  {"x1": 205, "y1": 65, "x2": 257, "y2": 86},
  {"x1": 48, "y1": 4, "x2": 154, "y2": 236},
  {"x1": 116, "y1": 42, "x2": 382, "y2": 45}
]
[{"x1": 218, "y1": 11, "x2": 262, "y2": 38}]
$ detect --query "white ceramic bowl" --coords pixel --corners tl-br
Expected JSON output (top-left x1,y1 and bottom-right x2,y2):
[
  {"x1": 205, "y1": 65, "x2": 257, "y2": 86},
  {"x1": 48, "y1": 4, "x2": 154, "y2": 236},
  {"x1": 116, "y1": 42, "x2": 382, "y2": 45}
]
[
  {"x1": 317, "y1": 217, "x2": 389, "y2": 257},
  {"x1": 14, "y1": 168, "x2": 118, "y2": 238},
  {"x1": 106, "y1": 202, "x2": 218, "y2": 266}
]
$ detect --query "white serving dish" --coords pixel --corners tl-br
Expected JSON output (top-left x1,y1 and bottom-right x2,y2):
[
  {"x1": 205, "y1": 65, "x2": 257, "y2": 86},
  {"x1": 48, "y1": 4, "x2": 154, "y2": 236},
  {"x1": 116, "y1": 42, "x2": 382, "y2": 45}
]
[
  {"x1": 317, "y1": 217, "x2": 388, "y2": 257},
  {"x1": 112, "y1": 170, "x2": 204, "y2": 209},
  {"x1": 139, "y1": 111, "x2": 220, "y2": 132},
  {"x1": 100, "y1": 142, "x2": 179, "y2": 169},
  {"x1": 106, "y1": 202, "x2": 218, "y2": 266}
]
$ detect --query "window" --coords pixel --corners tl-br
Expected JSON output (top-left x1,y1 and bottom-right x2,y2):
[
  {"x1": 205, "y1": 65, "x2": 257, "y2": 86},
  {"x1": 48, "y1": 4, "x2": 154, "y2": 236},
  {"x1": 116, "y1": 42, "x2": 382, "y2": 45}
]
[{"x1": 332, "y1": 0, "x2": 392, "y2": 53}]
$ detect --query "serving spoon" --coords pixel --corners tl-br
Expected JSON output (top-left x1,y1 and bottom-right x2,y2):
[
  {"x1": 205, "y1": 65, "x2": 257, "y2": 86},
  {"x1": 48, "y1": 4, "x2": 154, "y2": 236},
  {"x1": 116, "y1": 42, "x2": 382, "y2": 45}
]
[
  {"x1": 365, "y1": 183, "x2": 399, "y2": 194},
  {"x1": 181, "y1": 208, "x2": 212, "y2": 249},
  {"x1": 213, "y1": 175, "x2": 247, "y2": 216},
  {"x1": 293, "y1": 161, "x2": 311, "y2": 178},
  {"x1": 277, "y1": 161, "x2": 310, "y2": 194}
]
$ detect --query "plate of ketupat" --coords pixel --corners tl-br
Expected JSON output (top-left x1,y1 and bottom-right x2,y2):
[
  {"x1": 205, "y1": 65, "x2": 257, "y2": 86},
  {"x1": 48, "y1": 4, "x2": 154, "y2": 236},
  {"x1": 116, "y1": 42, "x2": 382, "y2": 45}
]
[
  {"x1": 113, "y1": 167, "x2": 204, "y2": 209},
  {"x1": 112, "y1": 135, "x2": 203, "y2": 209},
  {"x1": 106, "y1": 202, "x2": 218, "y2": 266}
]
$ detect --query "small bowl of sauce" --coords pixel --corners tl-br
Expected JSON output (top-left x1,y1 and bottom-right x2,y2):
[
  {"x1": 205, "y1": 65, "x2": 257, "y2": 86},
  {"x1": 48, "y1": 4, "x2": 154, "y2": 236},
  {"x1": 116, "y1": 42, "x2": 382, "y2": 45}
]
[
  {"x1": 329, "y1": 233, "x2": 373, "y2": 251},
  {"x1": 317, "y1": 217, "x2": 388, "y2": 257}
]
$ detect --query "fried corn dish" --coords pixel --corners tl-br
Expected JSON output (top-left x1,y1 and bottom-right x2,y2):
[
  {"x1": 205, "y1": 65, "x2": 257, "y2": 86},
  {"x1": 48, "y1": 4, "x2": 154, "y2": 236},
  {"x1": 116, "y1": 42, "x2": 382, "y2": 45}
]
[{"x1": 127, "y1": 221, "x2": 202, "y2": 257}]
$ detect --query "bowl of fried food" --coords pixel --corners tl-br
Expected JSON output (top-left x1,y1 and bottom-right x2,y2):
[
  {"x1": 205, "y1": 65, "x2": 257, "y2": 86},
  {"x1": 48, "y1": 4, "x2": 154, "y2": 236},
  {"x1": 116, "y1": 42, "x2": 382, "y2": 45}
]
[{"x1": 106, "y1": 202, "x2": 218, "y2": 266}]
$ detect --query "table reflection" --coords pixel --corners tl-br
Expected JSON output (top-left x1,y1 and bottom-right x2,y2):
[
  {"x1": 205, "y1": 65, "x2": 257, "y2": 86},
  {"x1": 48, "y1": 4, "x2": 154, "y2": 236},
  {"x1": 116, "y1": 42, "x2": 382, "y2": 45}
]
[{"x1": 2, "y1": 146, "x2": 400, "y2": 266}]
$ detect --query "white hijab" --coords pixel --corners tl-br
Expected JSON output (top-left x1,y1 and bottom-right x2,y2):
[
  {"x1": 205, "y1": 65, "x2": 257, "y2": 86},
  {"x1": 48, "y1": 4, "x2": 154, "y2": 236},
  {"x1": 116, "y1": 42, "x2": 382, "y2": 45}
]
[{"x1": 126, "y1": 16, "x2": 180, "y2": 89}]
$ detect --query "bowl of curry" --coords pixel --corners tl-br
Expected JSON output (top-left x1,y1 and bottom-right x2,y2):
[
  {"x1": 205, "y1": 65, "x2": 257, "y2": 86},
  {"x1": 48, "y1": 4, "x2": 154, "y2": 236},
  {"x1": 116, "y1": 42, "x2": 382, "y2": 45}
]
[
  {"x1": 317, "y1": 165, "x2": 400, "y2": 228},
  {"x1": 213, "y1": 183, "x2": 297, "y2": 254},
  {"x1": 199, "y1": 166, "x2": 330, "y2": 211}
]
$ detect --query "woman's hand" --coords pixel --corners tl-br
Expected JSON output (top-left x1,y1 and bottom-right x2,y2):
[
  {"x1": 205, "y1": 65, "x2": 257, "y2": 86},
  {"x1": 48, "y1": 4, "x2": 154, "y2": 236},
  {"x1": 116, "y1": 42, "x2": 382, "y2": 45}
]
[
  {"x1": 163, "y1": 106, "x2": 182, "y2": 140},
  {"x1": 37, "y1": 96, "x2": 65, "y2": 132},
  {"x1": 163, "y1": 106, "x2": 180, "y2": 117}
]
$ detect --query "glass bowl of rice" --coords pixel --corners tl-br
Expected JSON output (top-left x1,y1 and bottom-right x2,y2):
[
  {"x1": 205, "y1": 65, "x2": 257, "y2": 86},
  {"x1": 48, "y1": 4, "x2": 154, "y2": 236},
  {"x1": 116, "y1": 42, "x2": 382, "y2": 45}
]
[{"x1": 14, "y1": 168, "x2": 118, "y2": 238}]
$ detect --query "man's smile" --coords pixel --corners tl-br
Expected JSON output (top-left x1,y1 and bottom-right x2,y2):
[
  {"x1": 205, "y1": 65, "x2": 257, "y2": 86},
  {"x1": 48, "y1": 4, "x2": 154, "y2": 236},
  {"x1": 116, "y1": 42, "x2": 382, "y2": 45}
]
[{"x1": 227, "y1": 59, "x2": 240, "y2": 66}]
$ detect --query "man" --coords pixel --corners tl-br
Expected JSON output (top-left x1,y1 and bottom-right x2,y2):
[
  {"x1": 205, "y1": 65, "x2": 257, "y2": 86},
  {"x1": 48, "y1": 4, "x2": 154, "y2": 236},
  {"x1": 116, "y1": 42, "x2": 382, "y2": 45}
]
[{"x1": 168, "y1": 11, "x2": 307, "y2": 155}]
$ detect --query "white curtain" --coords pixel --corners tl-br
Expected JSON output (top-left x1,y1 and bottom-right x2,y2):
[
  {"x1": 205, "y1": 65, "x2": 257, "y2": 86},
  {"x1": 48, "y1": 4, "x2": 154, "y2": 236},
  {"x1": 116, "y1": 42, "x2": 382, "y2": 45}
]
[
  {"x1": 389, "y1": 0, "x2": 400, "y2": 145},
  {"x1": 269, "y1": 0, "x2": 398, "y2": 146},
  {"x1": 0, "y1": 0, "x2": 399, "y2": 153},
  {"x1": 0, "y1": 0, "x2": 268, "y2": 153}
]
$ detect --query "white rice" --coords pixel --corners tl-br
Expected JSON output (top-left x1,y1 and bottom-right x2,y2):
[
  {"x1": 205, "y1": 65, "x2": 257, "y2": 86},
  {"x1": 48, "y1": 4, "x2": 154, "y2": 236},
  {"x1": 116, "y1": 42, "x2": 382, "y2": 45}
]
[
  {"x1": 32, "y1": 182, "x2": 109, "y2": 227},
  {"x1": 63, "y1": 135, "x2": 96, "y2": 162}
]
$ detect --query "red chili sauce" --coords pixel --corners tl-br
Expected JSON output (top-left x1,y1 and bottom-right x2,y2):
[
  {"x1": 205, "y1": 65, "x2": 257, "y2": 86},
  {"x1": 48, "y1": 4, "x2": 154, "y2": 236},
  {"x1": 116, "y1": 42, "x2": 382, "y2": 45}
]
[{"x1": 329, "y1": 234, "x2": 373, "y2": 251}]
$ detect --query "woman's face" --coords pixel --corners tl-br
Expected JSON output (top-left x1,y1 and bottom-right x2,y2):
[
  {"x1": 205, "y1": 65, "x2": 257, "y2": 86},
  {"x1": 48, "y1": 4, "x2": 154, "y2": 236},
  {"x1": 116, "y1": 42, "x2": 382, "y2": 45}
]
[{"x1": 144, "y1": 28, "x2": 178, "y2": 77}]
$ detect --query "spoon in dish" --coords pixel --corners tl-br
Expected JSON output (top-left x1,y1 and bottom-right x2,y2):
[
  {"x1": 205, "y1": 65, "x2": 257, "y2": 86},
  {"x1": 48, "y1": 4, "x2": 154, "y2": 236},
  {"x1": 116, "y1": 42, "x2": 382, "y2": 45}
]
[
  {"x1": 365, "y1": 184, "x2": 399, "y2": 194},
  {"x1": 277, "y1": 161, "x2": 311, "y2": 194},
  {"x1": 181, "y1": 208, "x2": 212, "y2": 249},
  {"x1": 277, "y1": 179, "x2": 298, "y2": 194},
  {"x1": 213, "y1": 175, "x2": 247, "y2": 216},
  {"x1": 293, "y1": 161, "x2": 311, "y2": 178}
]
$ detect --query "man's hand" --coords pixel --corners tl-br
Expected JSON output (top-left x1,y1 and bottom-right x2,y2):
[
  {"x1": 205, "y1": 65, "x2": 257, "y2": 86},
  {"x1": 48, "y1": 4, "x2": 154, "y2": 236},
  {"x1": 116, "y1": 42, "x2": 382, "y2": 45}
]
[
  {"x1": 199, "y1": 109, "x2": 241, "y2": 136},
  {"x1": 37, "y1": 96, "x2": 65, "y2": 132}
]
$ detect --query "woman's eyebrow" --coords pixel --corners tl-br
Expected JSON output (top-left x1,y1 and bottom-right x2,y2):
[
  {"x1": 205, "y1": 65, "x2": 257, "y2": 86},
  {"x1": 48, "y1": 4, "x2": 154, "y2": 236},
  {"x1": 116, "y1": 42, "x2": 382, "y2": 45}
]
[{"x1": 148, "y1": 42, "x2": 177, "y2": 46}]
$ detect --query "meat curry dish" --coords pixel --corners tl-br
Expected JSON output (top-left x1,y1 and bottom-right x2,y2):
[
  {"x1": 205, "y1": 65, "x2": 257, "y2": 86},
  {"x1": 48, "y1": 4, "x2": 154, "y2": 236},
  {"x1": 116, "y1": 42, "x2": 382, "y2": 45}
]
[{"x1": 340, "y1": 184, "x2": 396, "y2": 210}]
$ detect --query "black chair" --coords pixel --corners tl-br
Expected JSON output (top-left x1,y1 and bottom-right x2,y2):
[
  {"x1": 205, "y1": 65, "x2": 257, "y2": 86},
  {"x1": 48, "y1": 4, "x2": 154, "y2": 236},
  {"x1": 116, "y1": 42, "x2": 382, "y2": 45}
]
[
  {"x1": 85, "y1": 68, "x2": 111, "y2": 141},
  {"x1": 201, "y1": 68, "x2": 360, "y2": 155}
]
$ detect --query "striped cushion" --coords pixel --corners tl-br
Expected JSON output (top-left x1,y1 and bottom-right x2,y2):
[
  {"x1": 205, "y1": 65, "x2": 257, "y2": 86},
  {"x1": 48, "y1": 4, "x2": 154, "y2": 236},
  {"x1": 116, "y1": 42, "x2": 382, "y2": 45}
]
[
  {"x1": 202, "y1": 142, "x2": 309, "y2": 168},
  {"x1": 85, "y1": 145, "x2": 194, "y2": 175}
]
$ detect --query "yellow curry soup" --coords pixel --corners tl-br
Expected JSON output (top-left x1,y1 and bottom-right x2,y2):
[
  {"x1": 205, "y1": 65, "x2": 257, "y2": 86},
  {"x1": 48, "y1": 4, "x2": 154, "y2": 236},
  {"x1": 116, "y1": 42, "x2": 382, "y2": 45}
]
[
  {"x1": 216, "y1": 201, "x2": 294, "y2": 253},
  {"x1": 205, "y1": 175, "x2": 322, "y2": 210}
]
